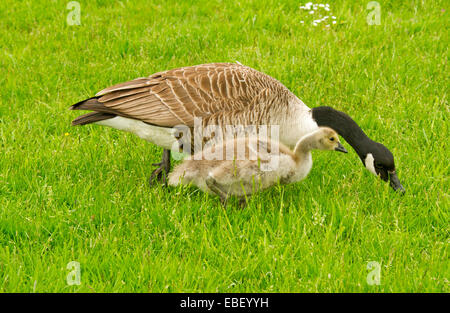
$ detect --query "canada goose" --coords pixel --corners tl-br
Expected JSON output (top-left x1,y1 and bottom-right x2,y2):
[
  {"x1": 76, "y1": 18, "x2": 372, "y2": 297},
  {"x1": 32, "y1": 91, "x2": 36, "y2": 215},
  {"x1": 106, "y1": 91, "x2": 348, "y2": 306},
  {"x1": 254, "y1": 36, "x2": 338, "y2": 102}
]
[
  {"x1": 168, "y1": 127, "x2": 348, "y2": 206},
  {"x1": 70, "y1": 63, "x2": 404, "y2": 192}
]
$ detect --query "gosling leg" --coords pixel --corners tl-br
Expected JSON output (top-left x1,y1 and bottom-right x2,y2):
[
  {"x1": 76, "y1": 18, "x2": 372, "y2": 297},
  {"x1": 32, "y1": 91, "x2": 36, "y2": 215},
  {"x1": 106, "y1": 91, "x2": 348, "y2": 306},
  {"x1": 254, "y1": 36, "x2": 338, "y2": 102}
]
[
  {"x1": 205, "y1": 176, "x2": 229, "y2": 207},
  {"x1": 237, "y1": 197, "x2": 248, "y2": 209}
]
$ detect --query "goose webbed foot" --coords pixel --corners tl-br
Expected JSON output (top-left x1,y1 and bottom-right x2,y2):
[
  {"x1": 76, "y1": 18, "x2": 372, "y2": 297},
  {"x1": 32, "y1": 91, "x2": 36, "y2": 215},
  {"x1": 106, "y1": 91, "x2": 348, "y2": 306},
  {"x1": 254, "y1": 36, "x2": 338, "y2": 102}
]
[{"x1": 149, "y1": 149, "x2": 171, "y2": 186}]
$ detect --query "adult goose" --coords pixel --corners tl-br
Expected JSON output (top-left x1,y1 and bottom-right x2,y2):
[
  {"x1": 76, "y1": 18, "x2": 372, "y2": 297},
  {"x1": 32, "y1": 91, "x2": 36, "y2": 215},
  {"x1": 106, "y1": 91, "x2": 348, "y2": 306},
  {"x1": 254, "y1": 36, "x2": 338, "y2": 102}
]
[
  {"x1": 168, "y1": 127, "x2": 348, "y2": 207},
  {"x1": 70, "y1": 63, "x2": 404, "y2": 192}
]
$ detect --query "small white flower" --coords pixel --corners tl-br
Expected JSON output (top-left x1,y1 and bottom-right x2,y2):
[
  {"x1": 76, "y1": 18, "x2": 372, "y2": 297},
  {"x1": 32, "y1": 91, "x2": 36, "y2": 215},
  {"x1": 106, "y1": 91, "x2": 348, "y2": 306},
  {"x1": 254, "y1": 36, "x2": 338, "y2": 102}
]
[
  {"x1": 300, "y1": 21, "x2": 304, "y2": 23},
  {"x1": 313, "y1": 22, "x2": 318, "y2": 26},
  {"x1": 332, "y1": 21, "x2": 337, "y2": 24},
  {"x1": 324, "y1": 7, "x2": 330, "y2": 11},
  {"x1": 309, "y1": 10, "x2": 314, "y2": 14},
  {"x1": 332, "y1": 16, "x2": 336, "y2": 19}
]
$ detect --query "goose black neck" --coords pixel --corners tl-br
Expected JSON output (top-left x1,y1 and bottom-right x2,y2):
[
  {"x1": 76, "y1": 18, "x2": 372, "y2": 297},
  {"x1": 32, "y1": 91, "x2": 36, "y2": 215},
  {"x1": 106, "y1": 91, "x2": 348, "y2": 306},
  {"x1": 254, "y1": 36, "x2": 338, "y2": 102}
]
[{"x1": 311, "y1": 106, "x2": 372, "y2": 156}]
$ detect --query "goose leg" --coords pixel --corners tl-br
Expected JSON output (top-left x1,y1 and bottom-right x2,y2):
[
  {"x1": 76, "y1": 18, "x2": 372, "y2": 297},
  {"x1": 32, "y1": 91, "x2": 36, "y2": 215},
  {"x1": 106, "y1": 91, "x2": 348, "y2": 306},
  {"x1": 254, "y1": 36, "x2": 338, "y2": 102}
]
[
  {"x1": 205, "y1": 176, "x2": 229, "y2": 207},
  {"x1": 149, "y1": 149, "x2": 171, "y2": 186}
]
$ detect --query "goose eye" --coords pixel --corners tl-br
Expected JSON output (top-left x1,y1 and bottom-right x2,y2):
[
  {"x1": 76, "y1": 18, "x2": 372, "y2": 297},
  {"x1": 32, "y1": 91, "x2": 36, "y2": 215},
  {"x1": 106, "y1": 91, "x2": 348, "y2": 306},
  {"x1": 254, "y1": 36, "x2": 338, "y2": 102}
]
[{"x1": 330, "y1": 137, "x2": 335, "y2": 141}]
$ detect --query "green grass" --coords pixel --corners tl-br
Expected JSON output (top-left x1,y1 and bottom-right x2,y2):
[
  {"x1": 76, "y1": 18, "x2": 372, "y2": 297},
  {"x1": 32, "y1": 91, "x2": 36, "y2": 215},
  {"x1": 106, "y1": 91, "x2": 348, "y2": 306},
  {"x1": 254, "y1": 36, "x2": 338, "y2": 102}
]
[{"x1": 0, "y1": 0, "x2": 448, "y2": 292}]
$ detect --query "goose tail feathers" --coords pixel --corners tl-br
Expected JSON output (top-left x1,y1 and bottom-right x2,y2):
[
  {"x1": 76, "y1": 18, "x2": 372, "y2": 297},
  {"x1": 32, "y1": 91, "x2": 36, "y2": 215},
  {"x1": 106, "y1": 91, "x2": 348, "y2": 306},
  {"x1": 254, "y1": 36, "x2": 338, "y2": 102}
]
[
  {"x1": 71, "y1": 112, "x2": 116, "y2": 126},
  {"x1": 70, "y1": 97, "x2": 118, "y2": 126}
]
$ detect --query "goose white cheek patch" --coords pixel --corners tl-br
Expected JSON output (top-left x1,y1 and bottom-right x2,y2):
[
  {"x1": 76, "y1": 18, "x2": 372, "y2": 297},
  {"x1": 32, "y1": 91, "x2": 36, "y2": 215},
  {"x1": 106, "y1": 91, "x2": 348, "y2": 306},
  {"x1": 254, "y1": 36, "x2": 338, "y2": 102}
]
[{"x1": 364, "y1": 153, "x2": 378, "y2": 176}]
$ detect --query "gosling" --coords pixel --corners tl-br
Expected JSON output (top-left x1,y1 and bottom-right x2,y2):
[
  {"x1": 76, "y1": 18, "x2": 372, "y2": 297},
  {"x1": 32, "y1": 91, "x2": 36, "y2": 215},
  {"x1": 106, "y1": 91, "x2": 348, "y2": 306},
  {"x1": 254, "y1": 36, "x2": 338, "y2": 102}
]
[{"x1": 168, "y1": 127, "x2": 347, "y2": 206}]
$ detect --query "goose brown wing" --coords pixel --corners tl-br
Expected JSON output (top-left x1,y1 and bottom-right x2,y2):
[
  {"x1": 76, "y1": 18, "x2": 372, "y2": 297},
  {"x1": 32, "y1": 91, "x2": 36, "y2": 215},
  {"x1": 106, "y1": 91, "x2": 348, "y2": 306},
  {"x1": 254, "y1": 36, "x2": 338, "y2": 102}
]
[{"x1": 86, "y1": 63, "x2": 287, "y2": 127}]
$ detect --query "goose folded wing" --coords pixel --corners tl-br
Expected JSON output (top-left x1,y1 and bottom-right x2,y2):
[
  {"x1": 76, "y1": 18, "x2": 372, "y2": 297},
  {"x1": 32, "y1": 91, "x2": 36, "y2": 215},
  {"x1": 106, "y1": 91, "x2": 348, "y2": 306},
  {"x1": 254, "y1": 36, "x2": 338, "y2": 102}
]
[{"x1": 91, "y1": 63, "x2": 257, "y2": 127}]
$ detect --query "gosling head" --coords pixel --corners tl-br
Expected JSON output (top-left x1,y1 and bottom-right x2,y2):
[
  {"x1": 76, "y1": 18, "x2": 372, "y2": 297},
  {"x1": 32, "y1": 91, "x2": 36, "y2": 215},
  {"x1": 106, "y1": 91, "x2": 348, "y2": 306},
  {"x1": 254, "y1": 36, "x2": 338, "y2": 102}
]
[
  {"x1": 362, "y1": 142, "x2": 405, "y2": 193},
  {"x1": 314, "y1": 127, "x2": 348, "y2": 153}
]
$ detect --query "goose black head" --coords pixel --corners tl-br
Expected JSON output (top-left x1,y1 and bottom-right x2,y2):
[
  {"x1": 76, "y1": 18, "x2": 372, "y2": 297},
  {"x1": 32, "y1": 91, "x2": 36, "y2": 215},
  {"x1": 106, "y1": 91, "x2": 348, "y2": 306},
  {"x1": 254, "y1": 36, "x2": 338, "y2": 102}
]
[
  {"x1": 311, "y1": 106, "x2": 404, "y2": 193},
  {"x1": 362, "y1": 142, "x2": 404, "y2": 193}
]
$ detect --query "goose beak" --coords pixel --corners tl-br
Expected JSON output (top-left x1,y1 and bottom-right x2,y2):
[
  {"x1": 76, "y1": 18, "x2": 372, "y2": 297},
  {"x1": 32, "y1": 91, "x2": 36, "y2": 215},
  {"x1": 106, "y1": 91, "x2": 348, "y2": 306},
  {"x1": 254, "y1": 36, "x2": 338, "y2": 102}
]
[
  {"x1": 335, "y1": 143, "x2": 348, "y2": 153},
  {"x1": 389, "y1": 171, "x2": 405, "y2": 193}
]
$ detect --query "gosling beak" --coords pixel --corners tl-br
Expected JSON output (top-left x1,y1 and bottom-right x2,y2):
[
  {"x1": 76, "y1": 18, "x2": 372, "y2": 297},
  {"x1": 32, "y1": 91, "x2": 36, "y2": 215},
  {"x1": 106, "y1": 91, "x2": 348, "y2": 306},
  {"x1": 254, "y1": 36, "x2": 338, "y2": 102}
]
[
  {"x1": 389, "y1": 171, "x2": 405, "y2": 193},
  {"x1": 335, "y1": 143, "x2": 348, "y2": 153}
]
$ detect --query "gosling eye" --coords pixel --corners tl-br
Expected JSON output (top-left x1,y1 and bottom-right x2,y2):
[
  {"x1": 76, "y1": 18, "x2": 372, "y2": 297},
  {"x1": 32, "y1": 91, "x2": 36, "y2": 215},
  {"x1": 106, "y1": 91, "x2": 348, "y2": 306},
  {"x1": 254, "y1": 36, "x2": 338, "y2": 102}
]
[{"x1": 329, "y1": 137, "x2": 335, "y2": 142}]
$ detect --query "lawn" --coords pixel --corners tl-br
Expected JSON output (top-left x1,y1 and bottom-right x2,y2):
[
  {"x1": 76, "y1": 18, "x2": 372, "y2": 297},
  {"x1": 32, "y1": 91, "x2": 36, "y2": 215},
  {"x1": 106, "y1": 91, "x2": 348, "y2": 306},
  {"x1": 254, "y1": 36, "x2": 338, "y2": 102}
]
[{"x1": 0, "y1": 0, "x2": 448, "y2": 292}]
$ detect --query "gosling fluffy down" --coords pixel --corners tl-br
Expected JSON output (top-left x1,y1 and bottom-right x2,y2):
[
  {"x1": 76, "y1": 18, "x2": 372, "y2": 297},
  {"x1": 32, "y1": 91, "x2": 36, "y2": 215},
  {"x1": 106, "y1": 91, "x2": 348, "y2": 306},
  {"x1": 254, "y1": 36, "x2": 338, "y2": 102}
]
[{"x1": 168, "y1": 127, "x2": 347, "y2": 204}]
